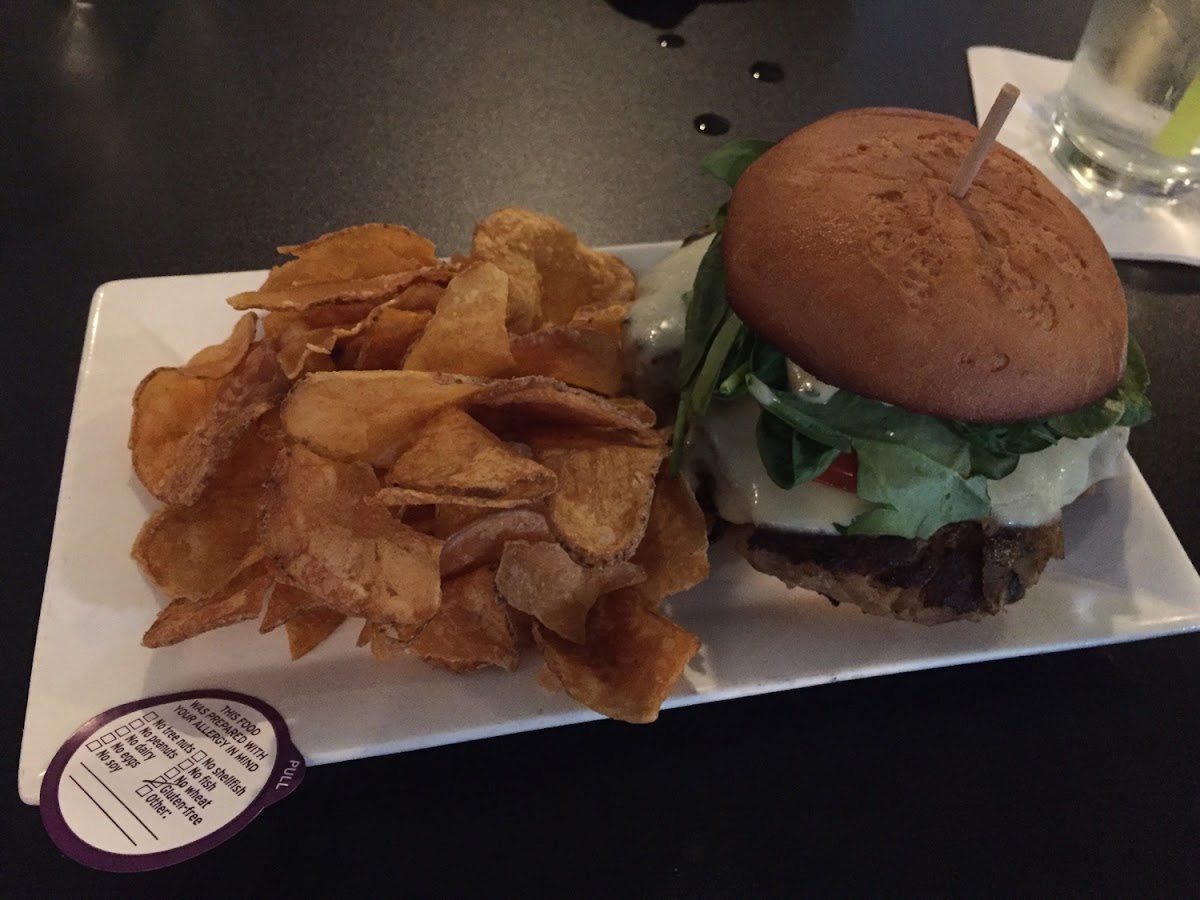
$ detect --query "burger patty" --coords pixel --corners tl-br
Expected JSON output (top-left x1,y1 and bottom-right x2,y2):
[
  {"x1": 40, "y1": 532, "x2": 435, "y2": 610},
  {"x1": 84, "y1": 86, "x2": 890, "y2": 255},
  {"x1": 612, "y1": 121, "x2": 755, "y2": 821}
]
[{"x1": 728, "y1": 519, "x2": 1065, "y2": 624}]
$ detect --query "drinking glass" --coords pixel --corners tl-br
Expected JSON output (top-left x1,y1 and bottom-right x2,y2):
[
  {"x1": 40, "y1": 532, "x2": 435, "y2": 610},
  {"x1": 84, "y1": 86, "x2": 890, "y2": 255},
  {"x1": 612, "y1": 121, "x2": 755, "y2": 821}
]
[{"x1": 1052, "y1": 0, "x2": 1200, "y2": 197}]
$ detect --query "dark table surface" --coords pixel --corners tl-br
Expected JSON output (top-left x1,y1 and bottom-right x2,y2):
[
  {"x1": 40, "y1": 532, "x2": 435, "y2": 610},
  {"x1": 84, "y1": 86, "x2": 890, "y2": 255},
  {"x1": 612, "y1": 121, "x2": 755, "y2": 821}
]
[{"x1": 4, "y1": 0, "x2": 1199, "y2": 895}]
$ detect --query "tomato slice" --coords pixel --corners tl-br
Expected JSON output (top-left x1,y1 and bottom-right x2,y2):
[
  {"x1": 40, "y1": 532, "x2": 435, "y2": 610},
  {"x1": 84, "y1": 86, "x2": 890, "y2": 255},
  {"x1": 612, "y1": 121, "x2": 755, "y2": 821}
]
[{"x1": 815, "y1": 452, "x2": 857, "y2": 493}]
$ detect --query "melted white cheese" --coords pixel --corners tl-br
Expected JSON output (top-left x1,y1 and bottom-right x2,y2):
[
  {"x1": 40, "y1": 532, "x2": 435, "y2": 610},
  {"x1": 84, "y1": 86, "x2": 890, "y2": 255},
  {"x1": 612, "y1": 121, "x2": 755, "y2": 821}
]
[
  {"x1": 628, "y1": 234, "x2": 714, "y2": 361},
  {"x1": 624, "y1": 234, "x2": 716, "y2": 412},
  {"x1": 987, "y1": 426, "x2": 1128, "y2": 526},
  {"x1": 695, "y1": 397, "x2": 1129, "y2": 532},
  {"x1": 786, "y1": 361, "x2": 838, "y2": 403},
  {"x1": 691, "y1": 398, "x2": 872, "y2": 534}
]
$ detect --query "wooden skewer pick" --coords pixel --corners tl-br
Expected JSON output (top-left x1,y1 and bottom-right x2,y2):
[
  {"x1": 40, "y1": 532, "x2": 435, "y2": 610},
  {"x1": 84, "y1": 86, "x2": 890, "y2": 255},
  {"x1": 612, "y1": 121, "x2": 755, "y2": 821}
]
[{"x1": 949, "y1": 82, "x2": 1021, "y2": 199}]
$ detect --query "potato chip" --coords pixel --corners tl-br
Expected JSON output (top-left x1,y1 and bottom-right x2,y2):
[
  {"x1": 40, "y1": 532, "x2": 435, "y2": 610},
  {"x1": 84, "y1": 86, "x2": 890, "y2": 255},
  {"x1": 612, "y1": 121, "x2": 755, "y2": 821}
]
[
  {"x1": 269, "y1": 224, "x2": 435, "y2": 278},
  {"x1": 400, "y1": 504, "x2": 439, "y2": 536},
  {"x1": 262, "y1": 304, "x2": 376, "y2": 379},
  {"x1": 131, "y1": 340, "x2": 289, "y2": 505},
  {"x1": 404, "y1": 262, "x2": 514, "y2": 377},
  {"x1": 142, "y1": 562, "x2": 272, "y2": 648},
  {"x1": 433, "y1": 503, "x2": 493, "y2": 540},
  {"x1": 228, "y1": 224, "x2": 439, "y2": 311},
  {"x1": 410, "y1": 566, "x2": 520, "y2": 672},
  {"x1": 584, "y1": 249, "x2": 637, "y2": 309},
  {"x1": 439, "y1": 509, "x2": 553, "y2": 578},
  {"x1": 607, "y1": 397, "x2": 662, "y2": 425},
  {"x1": 259, "y1": 582, "x2": 321, "y2": 633},
  {"x1": 324, "y1": 290, "x2": 436, "y2": 355},
  {"x1": 131, "y1": 407, "x2": 283, "y2": 601},
  {"x1": 181, "y1": 313, "x2": 259, "y2": 379},
  {"x1": 339, "y1": 308, "x2": 431, "y2": 370},
  {"x1": 229, "y1": 271, "x2": 414, "y2": 313},
  {"x1": 280, "y1": 281, "x2": 439, "y2": 360},
  {"x1": 467, "y1": 376, "x2": 655, "y2": 436},
  {"x1": 469, "y1": 209, "x2": 557, "y2": 333},
  {"x1": 133, "y1": 490, "x2": 264, "y2": 601},
  {"x1": 470, "y1": 208, "x2": 635, "y2": 328},
  {"x1": 230, "y1": 261, "x2": 455, "y2": 314},
  {"x1": 261, "y1": 445, "x2": 442, "y2": 634},
  {"x1": 378, "y1": 487, "x2": 535, "y2": 509},
  {"x1": 162, "y1": 342, "x2": 290, "y2": 504},
  {"x1": 534, "y1": 589, "x2": 700, "y2": 723},
  {"x1": 389, "y1": 280, "x2": 445, "y2": 313},
  {"x1": 270, "y1": 224, "x2": 435, "y2": 283},
  {"x1": 518, "y1": 423, "x2": 665, "y2": 452},
  {"x1": 281, "y1": 370, "x2": 485, "y2": 466},
  {"x1": 627, "y1": 468, "x2": 709, "y2": 608},
  {"x1": 278, "y1": 329, "x2": 338, "y2": 380},
  {"x1": 495, "y1": 541, "x2": 644, "y2": 644},
  {"x1": 279, "y1": 224, "x2": 433, "y2": 280},
  {"x1": 218, "y1": 407, "x2": 286, "y2": 486},
  {"x1": 536, "y1": 442, "x2": 665, "y2": 564},
  {"x1": 360, "y1": 621, "x2": 407, "y2": 661},
  {"x1": 370, "y1": 629, "x2": 402, "y2": 661},
  {"x1": 262, "y1": 302, "x2": 376, "y2": 344},
  {"x1": 380, "y1": 407, "x2": 556, "y2": 506},
  {"x1": 509, "y1": 326, "x2": 624, "y2": 396},
  {"x1": 536, "y1": 663, "x2": 563, "y2": 693},
  {"x1": 285, "y1": 606, "x2": 347, "y2": 660},
  {"x1": 506, "y1": 605, "x2": 537, "y2": 650},
  {"x1": 129, "y1": 314, "x2": 261, "y2": 500},
  {"x1": 130, "y1": 370, "x2": 222, "y2": 496},
  {"x1": 568, "y1": 302, "x2": 629, "y2": 342}
]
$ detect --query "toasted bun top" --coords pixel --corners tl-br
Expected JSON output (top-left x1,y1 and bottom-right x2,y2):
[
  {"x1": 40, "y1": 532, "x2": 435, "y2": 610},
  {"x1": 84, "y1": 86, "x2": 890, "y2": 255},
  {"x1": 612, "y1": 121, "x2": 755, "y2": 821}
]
[{"x1": 723, "y1": 108, "x2": 1127, "y2": 422}]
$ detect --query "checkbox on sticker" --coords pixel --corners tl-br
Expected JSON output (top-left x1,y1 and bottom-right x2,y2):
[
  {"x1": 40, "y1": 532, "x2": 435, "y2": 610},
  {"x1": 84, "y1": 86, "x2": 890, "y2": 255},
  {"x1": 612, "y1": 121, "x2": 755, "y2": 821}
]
[
  {"x1": 130, "y1": 718, "x2": 144, "y2": 728},
  {"x1": 116, "y1": 726, "x2": 131, "y2": 737},
  {"x1": 190, "y1": 751, "x2": 207, "y2": 762},
  {"x1": 165, "y1": 767, "x2": 181, "y2": 779},
  {"x1": 87, "y1": 741, "x2": 102, "y2": 752},
  {"x1": 136, "y1": 785, "x2": 151, "y2": 797},
  {"x1": 144, "y1": 712, "x2": 158, "y2": 722},
  {"x1": 101, "y1": 733, "x2": 116, "y2": 744}
]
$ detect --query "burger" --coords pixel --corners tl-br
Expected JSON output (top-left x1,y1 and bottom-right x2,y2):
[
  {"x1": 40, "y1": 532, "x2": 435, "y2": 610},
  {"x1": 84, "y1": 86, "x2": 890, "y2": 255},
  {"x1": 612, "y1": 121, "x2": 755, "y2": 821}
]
[{"x1": 625, "y1": 108, "x2": 1151, "y2": 623}]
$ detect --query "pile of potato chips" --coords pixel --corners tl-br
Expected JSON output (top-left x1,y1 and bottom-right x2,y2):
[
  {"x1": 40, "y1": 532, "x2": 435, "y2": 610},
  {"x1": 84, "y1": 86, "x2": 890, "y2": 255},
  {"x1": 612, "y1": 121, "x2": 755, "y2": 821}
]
[{"x1": 129, "y1": 209, "x2": 710, "y2": 723}]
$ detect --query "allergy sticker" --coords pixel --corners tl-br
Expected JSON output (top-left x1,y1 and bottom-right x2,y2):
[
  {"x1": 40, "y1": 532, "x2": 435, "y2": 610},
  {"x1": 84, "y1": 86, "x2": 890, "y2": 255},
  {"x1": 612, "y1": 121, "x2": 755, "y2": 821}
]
[{"x1": 40, "y1": 689, "x2": 304, "y2": 872}]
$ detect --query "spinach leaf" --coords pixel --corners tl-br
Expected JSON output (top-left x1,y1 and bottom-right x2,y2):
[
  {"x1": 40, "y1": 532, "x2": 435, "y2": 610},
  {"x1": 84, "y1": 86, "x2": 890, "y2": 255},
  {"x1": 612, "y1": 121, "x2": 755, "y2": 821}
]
[
  {"x1": 677, "y1": 233, "x2": 729, "y2": 388},
  {"x1": 670, "y1": 138, "x2": 777, "y2": 472},
  {"x1": 951, "y1": 421, "x2": 1055, "y2": 479},
  {"x1": 711, "y1": 202, "x2": 729, "y2": 232},
  {"x1": 1047, "y1": 398, "x2": 1125, "y2": 438},
  {"x1": 748, "y1": 371, "x2": 973, "y2": 475},
  {"x1": 1116, "y1": 335, "x2": 1152, "y2": 427},
  {"x1": 756, "y1": 412, "x2": 843, "y2": 490},
  {"x1": 747, "y1": 376, "x2": 852, "y2": 451},
  {"x1": 701, "y1": 139, "x2": 775, "y2": 187},
  {"x1": 718, "y1": 357, "x2": 753, "y2": 397},
  {"x1": 689, "y1": 311, "x2": 744, "y2": 418},
  {"x1": 846, "y1": 439, "x2": 991, "y2": 539},
  {"x1": 747, "y1": 376, "x2": 989, "y2": 538},
  {"x1": 668, "y1": 387, "x2": 693, "y2": 475},
  {"x1": 962, "y1": 442, "x2": 1020, "y2": 480}
]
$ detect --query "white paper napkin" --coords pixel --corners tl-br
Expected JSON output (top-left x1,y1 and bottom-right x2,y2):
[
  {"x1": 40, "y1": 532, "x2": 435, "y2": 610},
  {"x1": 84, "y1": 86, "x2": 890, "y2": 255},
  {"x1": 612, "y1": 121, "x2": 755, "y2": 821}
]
[{"x1": 967, "y1": 45, "x2": 1200, "y2": 266}]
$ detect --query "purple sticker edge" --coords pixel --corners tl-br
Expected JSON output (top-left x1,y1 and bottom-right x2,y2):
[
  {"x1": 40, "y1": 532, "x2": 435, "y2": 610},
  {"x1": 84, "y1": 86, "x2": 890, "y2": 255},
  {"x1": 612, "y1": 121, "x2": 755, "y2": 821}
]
[{"x1": 40, "y1": 688, "x2": 305, "y2": 873}]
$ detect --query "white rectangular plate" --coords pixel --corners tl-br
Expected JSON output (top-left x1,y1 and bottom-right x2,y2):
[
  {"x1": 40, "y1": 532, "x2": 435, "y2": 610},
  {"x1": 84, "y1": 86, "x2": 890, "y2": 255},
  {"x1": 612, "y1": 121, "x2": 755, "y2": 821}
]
[{"x1": 20, "y1": 242, "x2": 1200, "y2": 804}]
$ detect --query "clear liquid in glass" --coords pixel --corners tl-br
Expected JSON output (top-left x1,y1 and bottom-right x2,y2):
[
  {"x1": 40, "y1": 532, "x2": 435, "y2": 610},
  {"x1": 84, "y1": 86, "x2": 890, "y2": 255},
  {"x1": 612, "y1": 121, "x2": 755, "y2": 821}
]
[{"x1": 1053, "y1": 0, "x2": 1200, "y2": 197}]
